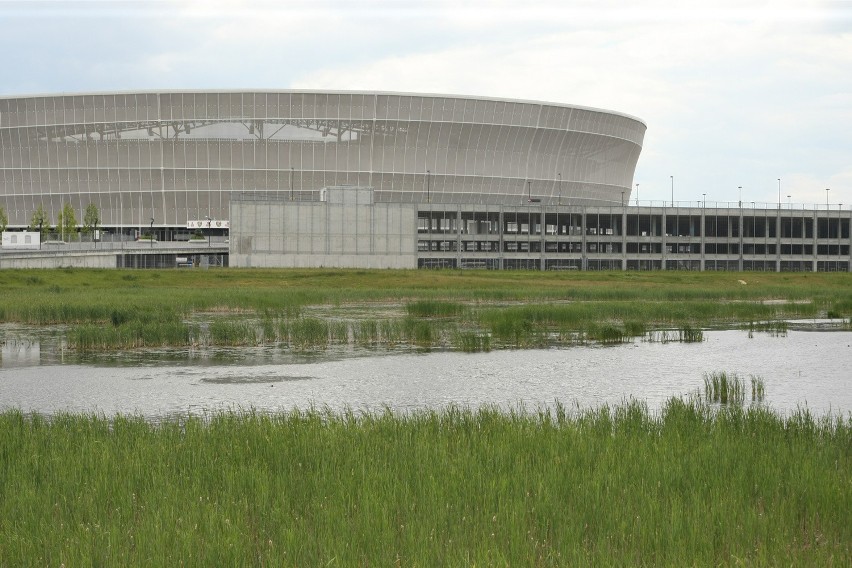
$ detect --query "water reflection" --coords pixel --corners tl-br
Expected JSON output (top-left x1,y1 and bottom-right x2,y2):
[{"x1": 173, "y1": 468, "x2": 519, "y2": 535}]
[{"x1": 1, "y1": 324, "x2": 849, "y2": 419}]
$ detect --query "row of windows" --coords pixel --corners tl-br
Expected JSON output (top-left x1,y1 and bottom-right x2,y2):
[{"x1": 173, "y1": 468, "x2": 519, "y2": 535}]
[
  {"x1": 416, "y1": 240, "x2": 850, "y2": 256},
  {"x1": 418, "y1": 258, "x2": 849, "y2": 272}
]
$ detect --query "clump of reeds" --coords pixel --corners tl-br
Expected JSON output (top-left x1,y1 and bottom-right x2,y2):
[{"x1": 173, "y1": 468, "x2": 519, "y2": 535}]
[
  {"x1": 67, "y1": 321, "x2": 197, "y2": 351},
  {"x1": 704, "y1": 371, "x2": 746, "y2": 405},
  {"x1": 452, "y1": 331, "x2": 491, "y2": 352},
  {"x1": 703, "y1": 372, "x2": 765, "y2": 405},
  {"x1": 208, "y1": 320, "x2": 259, "y2": 346},
  {"x1": 751, "y1": 375, "x2": 766, "y2": 403},
  {"x1": 745, "y1": 320, "x2": 788, "y2": 337},
  {"x1": 584, "y1": 323, "x2": 628, "y2": 344},
  {"x1": 288, "y1": 317, "x2": 330, "y2": 350},
  {"x1": 679, "y1": 325, "x2": 703, "y2": 342}
]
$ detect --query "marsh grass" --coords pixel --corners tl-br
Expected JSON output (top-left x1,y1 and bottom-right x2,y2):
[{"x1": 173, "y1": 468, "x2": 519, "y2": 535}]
[
  {"x1": 2, "y1": 269, "x2": 849, "y2": 352},
  {"x1": 452, "y1": 331, "x2": 491, "y2": 352},
  {"x1": 704, "y1": 372, "x2": 746, "y2": 405},
  {"x1": 745, "y1": 320, "x2": 789, "y2": 337},
  {"x1": 208, "y1": 320, "x2": 259, "y2": 346},
  {"x1": 0, "y1": 402, "x2": 848, "y2": 565},
  {"x1": 68, "y1": 321, "x2": 196, "y2": 350},
  {"x1": 288, "y1": 317, "x2": 330, "y2": 350}
]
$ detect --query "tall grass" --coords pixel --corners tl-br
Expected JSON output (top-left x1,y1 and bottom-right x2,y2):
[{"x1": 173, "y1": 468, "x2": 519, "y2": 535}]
[
  {"x1": 0, "y1": 403, "x2": 848, "y2": 565},
  {"x1": 2, "y1": 269, "x2": 849, "y2": 352},
  {"x1": 703, "y1": 372, "x2": 766, "y2": 405}
]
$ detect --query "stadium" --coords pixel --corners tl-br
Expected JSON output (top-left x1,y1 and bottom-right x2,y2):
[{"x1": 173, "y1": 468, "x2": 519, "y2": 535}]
[
  {"x1": 2, "y1": 91, "x2": 848, "y2": 272},
  {"x1": 0, "y1": 90, "x2": 645, "y2": 233}
]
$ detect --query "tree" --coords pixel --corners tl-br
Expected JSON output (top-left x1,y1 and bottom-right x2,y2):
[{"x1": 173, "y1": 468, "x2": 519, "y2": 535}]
[
  {"x1": 30, "y1": 204, "x2": 50, "y2": 237},
  {"x1": 0, "y1": 205, "x2": 8, "y2": 234},
  {"x1": 57, "y1": 203, "x2": 78, "y2": 242},
  {"x1": 82, "y1": 203, "x2": 100, "y2": 236}
]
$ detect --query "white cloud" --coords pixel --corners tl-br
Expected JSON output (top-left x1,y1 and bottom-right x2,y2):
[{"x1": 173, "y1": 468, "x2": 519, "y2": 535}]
[{"x1": 1, "y1": 0, "x2": 849, "y2": 204}]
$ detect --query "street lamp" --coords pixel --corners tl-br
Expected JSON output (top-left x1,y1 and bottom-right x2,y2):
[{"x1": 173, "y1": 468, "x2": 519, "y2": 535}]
[
  {"x1": 426, "y1": 170, "x2": 431, "y2": 203},
  {"x1": 826, "y1": 188, "x2": 830, "y2": 209},
  {"x1": 205, "y1": 215, "x2": 211, "y2": 248},
  {"x1": 149, "y1": 218, "x2": 154, "y2": 249},
  {"x1": 38, "y1": 220, "x2": 43, "y2": 250},
  {"x1": 670, "y1": 175, "x2": 674, "y2": 206},
  {"x1": 777, "y1": 178, "x2": 781, "y2": 210},
  {"x1": 635, "y1": 183, "x2": 639, "y2": 206},
  {"x1": 621, "y1": 191, "x2": 624, "y2": 206},
  {"x1": 738, "y1": 186, "x2": 742, "y2": 208},
  {"x1": 702, "y1": 193, "x2": 706, "y2": 208},
  {"x1": 788, "y1": 195, "x2": 791, "y2": 209}
]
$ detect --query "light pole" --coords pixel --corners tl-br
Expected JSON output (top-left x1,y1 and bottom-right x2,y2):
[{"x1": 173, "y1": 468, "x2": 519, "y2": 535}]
[
  {"x1": 527, "y1": 180, "x2": 532, "y2": 201},
  {"x1": 787, "y1": 195, "x2": 791, "y2": 209},
  {"x1": 205, "y1": 215, "x2": 211, "y2": 248},
  {"x1": 738, "y1": 186, "x2": 742, "y2": 208},
  {"x1": 670, "y1": 175, "x2": 674, "y2": 206},
  {"x1": 635, "y1": 183, "x2": 639, "y2": 206},
  {"x1": 621, "y1": 191, "x2": 624, "y2": 206},
  {"x1": 777, "y1": 178, "x2": 781, "y2": 210},
  {"x1": 149, "y1": 218, "x2": 154, "y2": 249},
  {"x1": 826, "y1": 188, "x2": 830, "y2": 209},
  {"x1": 38, "y1": 220, "x2": 43, "y2": 250},
  {"x1": 426, "y1": 170, "x2": 431, "y2": 203},
  {"x1": 702, "y1": 193, "x2": 706, "y2": 208}
]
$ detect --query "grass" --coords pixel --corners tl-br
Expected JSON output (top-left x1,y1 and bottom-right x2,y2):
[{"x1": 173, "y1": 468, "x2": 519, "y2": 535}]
[
  {"x1": 703, "y1": 372, "x2": 766, "y2": 405},
  {"x1": 0, "y1": 401, "x2": 848, "y2": 565},
  {"x1": 1, "y1": 269, "x2": 849, "y2": 352}
]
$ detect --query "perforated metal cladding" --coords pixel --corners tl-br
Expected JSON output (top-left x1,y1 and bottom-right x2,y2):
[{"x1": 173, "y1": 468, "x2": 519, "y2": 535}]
[{"x1": 0, "y1": 91, "x2": 645, "y2": 227}]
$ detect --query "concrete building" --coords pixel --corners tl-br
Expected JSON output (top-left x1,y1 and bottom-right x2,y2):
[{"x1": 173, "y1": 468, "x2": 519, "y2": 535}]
[{"x1": 231, "y1": 189, "x2": 851, "y2": 272}]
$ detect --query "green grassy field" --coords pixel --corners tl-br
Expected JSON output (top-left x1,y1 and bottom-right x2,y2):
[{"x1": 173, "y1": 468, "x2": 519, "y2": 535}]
[
  {"x1": 1, "y1": 268, "x2": 850, "y2": 351},
  {"x1": 0, "y1": 402, "x2": 849, "y2": 565}
]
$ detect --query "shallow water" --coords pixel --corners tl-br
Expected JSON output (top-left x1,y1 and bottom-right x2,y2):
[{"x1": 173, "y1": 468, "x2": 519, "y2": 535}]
[{"x1": 1, "y1": 324, "x2": 849, "y2": 418}]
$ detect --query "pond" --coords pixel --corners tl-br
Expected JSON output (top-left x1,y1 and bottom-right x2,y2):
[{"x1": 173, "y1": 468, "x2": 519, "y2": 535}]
[{"x1": 1, "y1": 322, "x2": 849, "y2": 418}]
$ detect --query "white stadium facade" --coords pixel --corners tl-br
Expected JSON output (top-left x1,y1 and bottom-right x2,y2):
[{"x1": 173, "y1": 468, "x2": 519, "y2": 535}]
[
  {"x1": 0, "y1": 90, "x2": 645, "y2": 228},
  {"x1": 0, "y1": 90, "x2": 849, "y2": 271}
]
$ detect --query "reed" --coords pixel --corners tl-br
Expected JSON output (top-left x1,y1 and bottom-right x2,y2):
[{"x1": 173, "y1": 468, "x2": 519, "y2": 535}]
[
  {"x1": 288, "y1": 317, "x2": 330, "y2": 350},
  {"x1": 67, "y1": 321, "x2": 196, "y2": 351},
  {"x1": 207, "y1": 320, "x2": 259, "y2": 346},
  {"x1": 745, "y1": 320, "x2": 788, "y2": 336},
  {"x1": 0, "y1": 403, "x2": 848, "y2": 565},
  {"x1": 704, "y1": 371, "x2": 746, "y2": 405},
  {"x1": 452, "y1": 331, "x2": 492, "y2": 352}
]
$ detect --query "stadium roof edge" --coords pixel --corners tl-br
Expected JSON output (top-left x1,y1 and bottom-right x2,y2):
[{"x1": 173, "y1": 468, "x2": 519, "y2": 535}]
[{"x1": 0, "y1": 89, "x2": 646, "y2": 127}]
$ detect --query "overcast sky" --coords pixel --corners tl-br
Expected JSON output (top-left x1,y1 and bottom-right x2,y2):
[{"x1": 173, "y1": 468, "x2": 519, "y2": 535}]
[{"x1": 2, "y1": 0, "x2": 850, "y2": 207}]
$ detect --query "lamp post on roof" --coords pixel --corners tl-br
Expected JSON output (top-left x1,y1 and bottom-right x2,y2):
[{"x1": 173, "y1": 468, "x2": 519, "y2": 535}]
[{"x1": 670, "y1": 175, "x2": 674, "y2": 207}]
